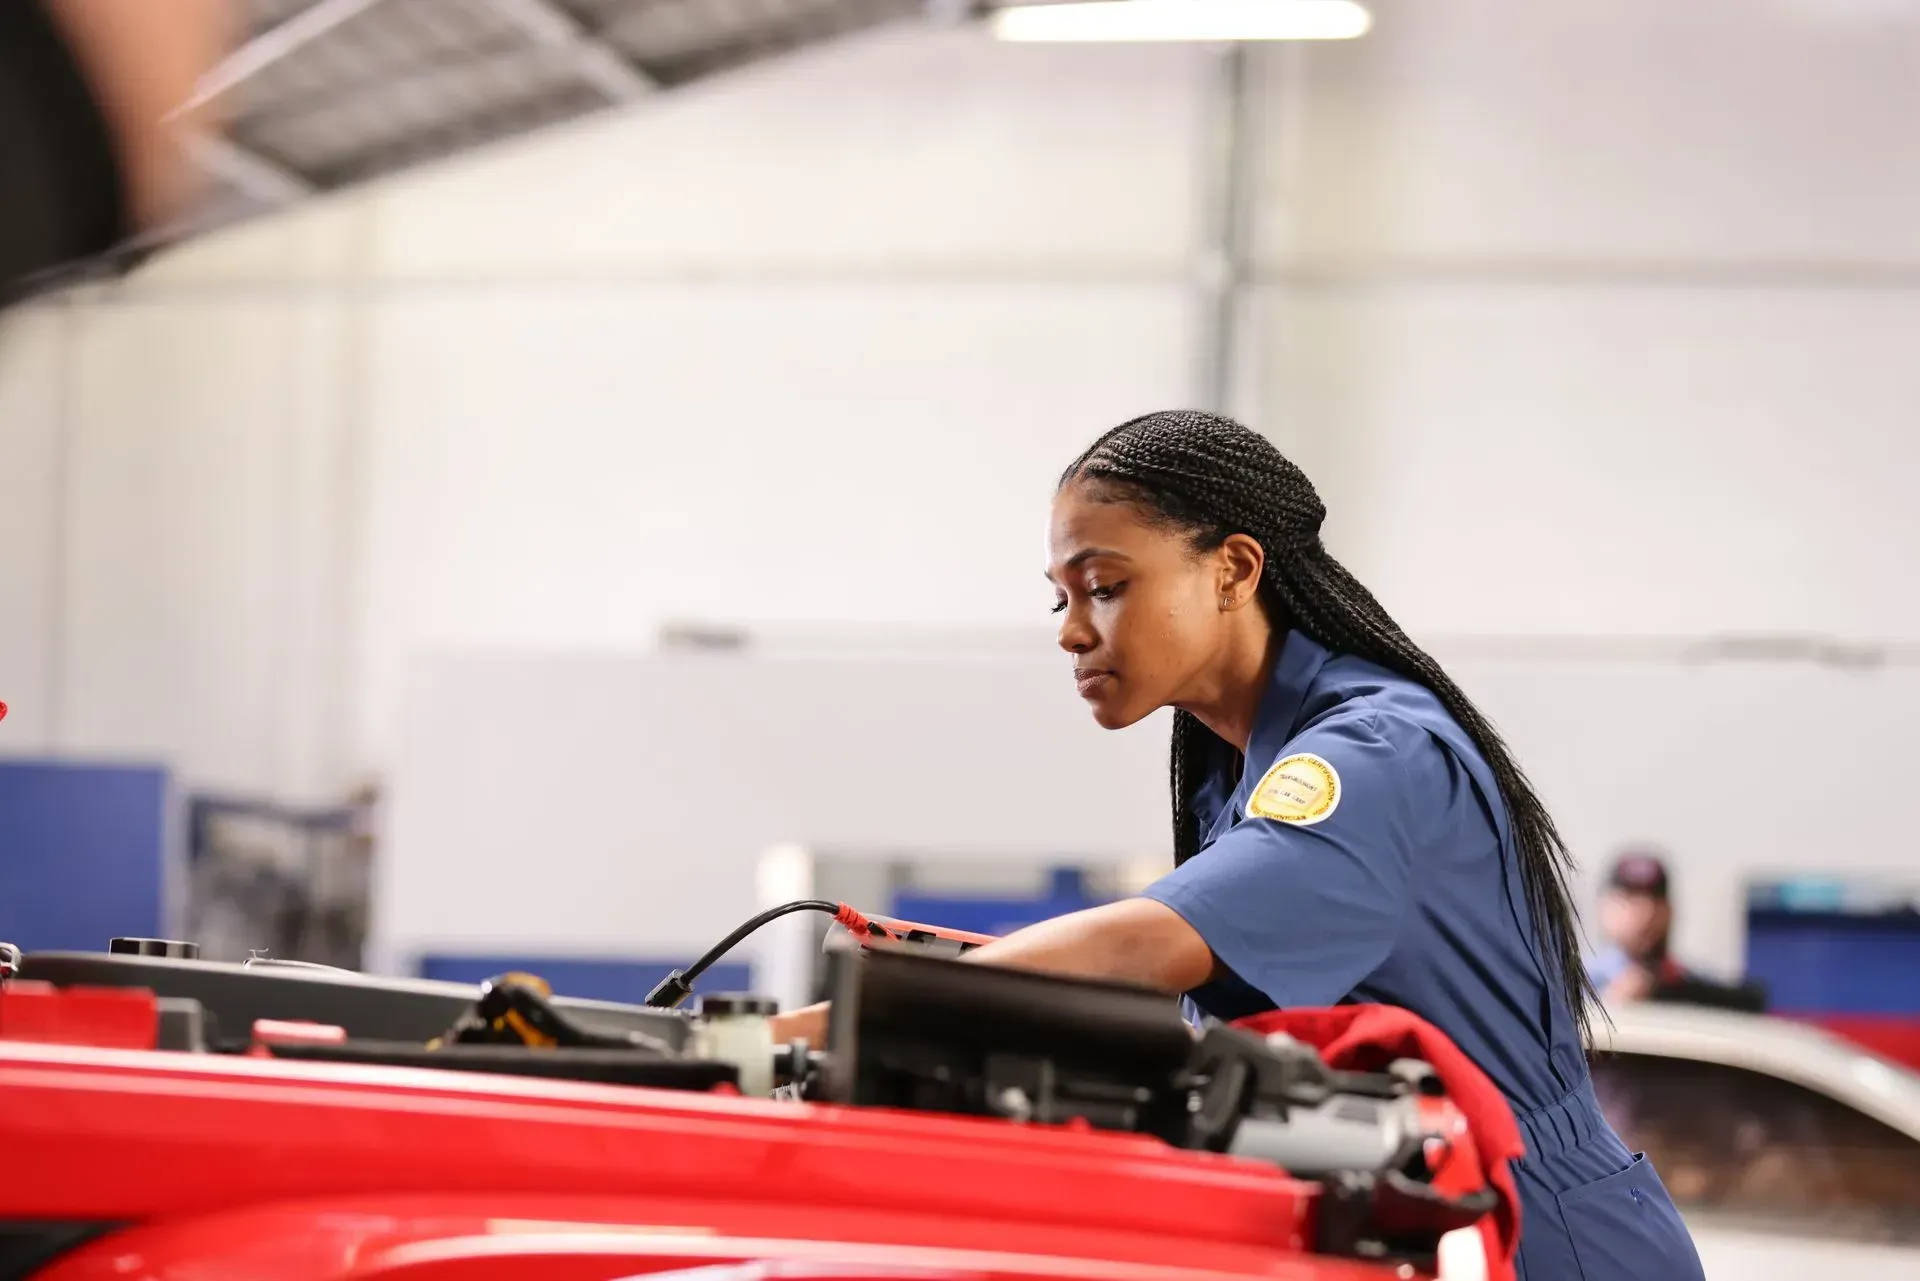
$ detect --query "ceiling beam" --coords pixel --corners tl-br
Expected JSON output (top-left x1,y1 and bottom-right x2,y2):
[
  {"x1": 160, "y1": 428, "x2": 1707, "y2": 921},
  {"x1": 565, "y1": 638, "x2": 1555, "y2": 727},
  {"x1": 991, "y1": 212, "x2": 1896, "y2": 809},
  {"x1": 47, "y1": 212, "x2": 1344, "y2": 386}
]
[
  {"x1": 181, "y1": 132, "x2": 316, "y2": 205},
  {"x1": 173, "y1": 0, "x2": 397, "y2": 119},
  {"x1": 477, "y1": 0, "x2": 656, "y2": 102}
]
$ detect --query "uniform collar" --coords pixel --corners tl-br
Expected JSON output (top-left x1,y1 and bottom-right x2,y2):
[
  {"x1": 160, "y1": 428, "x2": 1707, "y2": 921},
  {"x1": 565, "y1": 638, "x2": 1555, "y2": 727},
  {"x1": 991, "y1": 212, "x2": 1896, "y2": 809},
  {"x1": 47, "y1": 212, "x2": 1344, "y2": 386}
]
[
  {"x1": 1247, "y1": 629, "x2": 1331, "y2": 771},
  {"x1": 1206, "y1": 629, "x2": 1332, "y2": 841}
]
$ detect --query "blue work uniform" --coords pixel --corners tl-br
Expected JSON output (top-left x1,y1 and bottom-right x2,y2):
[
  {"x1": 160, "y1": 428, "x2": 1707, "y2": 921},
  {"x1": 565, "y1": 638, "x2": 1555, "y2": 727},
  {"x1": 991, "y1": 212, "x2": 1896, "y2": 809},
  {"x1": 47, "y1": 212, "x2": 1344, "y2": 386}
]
[
  {"x1": 1142, "y1": 630, "x2": 1705, "y2": 1281},
  {"x1": 1586, "y1": 945, "x2": 1692, "y2": 992}
]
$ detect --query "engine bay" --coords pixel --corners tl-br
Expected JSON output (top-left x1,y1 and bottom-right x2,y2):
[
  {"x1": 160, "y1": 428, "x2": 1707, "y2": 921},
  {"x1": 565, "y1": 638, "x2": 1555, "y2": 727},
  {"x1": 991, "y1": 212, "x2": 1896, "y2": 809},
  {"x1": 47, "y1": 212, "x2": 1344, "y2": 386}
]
[{"x1": 1, "y1": 915, "x2": 1500, "y2": 1275}]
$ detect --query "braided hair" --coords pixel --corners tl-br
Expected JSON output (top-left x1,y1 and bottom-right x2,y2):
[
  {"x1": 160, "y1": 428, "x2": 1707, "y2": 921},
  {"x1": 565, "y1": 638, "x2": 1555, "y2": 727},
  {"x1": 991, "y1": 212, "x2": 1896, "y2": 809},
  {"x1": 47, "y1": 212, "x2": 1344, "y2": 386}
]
[{"x1": 1061, "y1": 409, "x2": 1598, "y2": 1043}]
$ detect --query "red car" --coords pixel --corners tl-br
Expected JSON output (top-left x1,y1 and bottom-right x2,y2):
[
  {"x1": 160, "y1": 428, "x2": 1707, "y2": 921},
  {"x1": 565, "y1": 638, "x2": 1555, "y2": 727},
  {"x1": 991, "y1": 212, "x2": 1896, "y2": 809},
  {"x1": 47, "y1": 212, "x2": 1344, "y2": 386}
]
[{"x1": 0, "y1": 930, "x2": 1512, "y2": 1281}]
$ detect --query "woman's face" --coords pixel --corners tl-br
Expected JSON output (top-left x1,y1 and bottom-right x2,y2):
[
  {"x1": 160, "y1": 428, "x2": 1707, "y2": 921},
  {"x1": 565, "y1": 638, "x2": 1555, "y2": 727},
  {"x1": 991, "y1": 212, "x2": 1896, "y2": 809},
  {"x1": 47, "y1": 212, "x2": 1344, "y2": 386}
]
[{"x1": 1046, "y1": 481, "x2": 1250, "y2": 730}]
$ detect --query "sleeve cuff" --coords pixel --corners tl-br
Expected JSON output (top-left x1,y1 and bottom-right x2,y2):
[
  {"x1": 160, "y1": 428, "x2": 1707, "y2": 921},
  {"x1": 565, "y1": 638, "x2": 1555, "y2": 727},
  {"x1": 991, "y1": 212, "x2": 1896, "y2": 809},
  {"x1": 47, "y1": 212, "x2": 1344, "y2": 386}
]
[{"x1": 1141, "y1": 880, "x2": 1307, "y2": 1011}]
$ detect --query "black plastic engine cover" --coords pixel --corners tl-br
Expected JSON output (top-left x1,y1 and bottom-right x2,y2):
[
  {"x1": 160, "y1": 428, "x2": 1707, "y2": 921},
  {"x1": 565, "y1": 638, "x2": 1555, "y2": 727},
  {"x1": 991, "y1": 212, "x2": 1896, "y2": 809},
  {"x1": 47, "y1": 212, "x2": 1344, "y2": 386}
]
[{"x1": 19, "y1": 951, "x2": 691, "y2": 1052}]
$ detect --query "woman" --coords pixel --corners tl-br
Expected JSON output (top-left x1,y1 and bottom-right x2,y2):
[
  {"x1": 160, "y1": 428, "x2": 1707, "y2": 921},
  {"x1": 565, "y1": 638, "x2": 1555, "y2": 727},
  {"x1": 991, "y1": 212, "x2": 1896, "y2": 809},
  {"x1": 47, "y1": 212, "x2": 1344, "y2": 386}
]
[{"x1": 774, "y1": 410, "x2": 1703, "y2": 1281}]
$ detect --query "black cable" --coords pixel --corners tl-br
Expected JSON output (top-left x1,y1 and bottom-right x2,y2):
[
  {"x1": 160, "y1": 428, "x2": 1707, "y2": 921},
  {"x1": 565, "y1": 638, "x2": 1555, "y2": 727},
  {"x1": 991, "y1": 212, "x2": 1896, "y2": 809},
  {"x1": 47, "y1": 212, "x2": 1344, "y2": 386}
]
[{"x1": 644, "y1": 899, "x2": 847, "y2": 1009}]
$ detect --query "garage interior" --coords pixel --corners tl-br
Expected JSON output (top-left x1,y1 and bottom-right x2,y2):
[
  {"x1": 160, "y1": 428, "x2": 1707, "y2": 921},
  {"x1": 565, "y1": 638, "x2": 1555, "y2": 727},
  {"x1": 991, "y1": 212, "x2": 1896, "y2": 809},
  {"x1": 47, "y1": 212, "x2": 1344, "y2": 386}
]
[{"x1": 2, "y1": 0, "x2": 1919, "y2": 1276}]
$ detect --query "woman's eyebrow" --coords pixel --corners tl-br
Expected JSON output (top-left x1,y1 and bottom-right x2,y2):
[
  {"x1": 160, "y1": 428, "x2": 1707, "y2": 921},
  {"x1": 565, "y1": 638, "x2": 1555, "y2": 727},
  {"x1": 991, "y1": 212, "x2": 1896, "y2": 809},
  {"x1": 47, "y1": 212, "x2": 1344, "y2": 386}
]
[{"x1": 1044, "y1": 547, "x2": 1129, "y2": 581}]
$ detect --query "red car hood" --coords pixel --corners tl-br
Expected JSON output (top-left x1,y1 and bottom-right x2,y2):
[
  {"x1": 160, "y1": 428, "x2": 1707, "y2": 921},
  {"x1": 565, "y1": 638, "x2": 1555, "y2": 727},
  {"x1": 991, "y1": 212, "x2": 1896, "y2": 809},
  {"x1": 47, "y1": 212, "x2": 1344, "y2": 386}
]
[{"x1": 1, "y1": 1039, "x2": 1408, "y2": 1281}]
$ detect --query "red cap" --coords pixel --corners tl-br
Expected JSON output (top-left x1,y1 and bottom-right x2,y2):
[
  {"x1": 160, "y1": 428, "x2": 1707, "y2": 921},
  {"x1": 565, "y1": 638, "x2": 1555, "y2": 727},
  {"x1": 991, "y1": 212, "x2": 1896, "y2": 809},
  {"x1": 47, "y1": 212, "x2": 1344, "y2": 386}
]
[{"x1": 1607, "y1": 851, "x2": 1670, "y2": 898}]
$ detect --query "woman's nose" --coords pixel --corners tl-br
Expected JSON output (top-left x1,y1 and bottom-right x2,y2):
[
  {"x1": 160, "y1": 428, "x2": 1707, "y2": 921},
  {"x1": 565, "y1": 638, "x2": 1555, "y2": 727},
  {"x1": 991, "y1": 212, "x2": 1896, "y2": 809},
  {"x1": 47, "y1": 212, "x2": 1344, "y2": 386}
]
[{"x1": 1057, "y1": 607, "x2": 1096, "y2": 654}]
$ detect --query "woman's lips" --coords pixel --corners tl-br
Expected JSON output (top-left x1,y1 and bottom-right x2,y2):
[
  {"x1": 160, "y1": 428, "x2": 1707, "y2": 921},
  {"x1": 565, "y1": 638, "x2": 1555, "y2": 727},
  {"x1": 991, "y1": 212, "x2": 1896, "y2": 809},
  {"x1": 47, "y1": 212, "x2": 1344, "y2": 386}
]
[{"x1": 1074, "y1": 669, "x2": 1115, "y2": 697}]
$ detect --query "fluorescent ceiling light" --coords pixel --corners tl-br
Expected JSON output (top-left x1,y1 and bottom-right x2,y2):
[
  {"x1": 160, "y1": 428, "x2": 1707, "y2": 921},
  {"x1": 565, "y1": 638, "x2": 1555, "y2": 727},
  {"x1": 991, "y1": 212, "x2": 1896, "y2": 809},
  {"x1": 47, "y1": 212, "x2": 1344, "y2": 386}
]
[{"x1": 990, "y1": 0, "x2": 1373, "y2": 43}]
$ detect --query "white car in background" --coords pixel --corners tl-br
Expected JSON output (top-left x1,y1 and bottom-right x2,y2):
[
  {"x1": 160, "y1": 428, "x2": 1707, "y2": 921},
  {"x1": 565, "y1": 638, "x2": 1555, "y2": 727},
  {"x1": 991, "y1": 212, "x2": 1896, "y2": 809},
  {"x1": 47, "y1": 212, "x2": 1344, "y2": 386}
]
[{"x1": 1590, "y1": 1002, "x2": 1920, "y2": 1280}]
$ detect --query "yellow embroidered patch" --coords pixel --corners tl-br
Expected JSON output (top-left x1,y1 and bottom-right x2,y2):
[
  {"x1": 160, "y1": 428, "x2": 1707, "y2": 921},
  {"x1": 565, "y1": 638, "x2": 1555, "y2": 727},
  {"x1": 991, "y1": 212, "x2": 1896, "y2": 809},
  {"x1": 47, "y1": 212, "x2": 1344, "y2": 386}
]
[{"x1": 1246, "y1": 752, "x2": 1341, "y2": 826}]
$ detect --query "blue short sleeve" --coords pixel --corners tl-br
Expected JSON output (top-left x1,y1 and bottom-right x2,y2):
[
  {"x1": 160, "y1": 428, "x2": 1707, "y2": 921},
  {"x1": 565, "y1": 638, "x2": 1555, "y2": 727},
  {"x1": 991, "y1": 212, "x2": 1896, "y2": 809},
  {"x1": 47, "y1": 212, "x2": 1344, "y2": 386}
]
[
  {"x1": 1585, "y1": 946, "x2": 1629, "y2": 989},
  {"x1": 1142, "y1": 708, "x2": 1441, "y2": 1010}
]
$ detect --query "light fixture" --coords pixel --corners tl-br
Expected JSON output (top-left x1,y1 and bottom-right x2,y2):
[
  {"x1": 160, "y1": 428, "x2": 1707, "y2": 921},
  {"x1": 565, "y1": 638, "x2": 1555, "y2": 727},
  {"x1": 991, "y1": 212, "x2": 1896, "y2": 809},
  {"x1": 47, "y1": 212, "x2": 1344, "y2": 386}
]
[{"x1": 990, "y1": 0, "x2": 1373, "y2": 43}]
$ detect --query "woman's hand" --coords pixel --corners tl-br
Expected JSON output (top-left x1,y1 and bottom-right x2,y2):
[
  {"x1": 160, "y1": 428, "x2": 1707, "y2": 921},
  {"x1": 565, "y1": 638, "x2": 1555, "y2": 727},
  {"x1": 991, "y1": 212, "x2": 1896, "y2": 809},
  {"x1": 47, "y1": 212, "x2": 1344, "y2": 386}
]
[
  {"x1": 1603, "y1": 962, "x2": 1657, "y2": 1006},
  {"x1": 769, "y1": 1001, "x2": 831, "y2": 1047}
]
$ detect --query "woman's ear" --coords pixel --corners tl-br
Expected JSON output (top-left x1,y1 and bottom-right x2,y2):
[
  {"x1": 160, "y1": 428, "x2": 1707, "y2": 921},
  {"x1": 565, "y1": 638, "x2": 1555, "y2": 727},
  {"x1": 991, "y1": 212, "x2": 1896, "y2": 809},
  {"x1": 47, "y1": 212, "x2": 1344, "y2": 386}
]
[{"x1": 1216, "y1": 533, "x2": 1265, "y2": 610}]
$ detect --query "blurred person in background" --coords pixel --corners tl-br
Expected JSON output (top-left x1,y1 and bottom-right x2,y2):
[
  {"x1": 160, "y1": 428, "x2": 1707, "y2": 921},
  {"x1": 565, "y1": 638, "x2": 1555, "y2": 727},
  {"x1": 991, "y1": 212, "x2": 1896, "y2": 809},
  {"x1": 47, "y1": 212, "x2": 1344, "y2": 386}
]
[
  {"x1": 777, "y1": 410, "x2": 1704, "y2": 1281},
  {"x1": 0, "y1": 0, "x2": 233, "y2": 305},
  {"x1": 1587, "y1": 849, "x2": 1695, "y2": 1005}
]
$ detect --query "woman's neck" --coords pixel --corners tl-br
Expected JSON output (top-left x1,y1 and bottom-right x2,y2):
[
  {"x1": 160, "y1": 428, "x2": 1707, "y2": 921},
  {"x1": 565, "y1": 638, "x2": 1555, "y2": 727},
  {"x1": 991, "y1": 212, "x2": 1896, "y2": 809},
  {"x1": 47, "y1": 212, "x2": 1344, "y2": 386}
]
[{"x1": 1182, "y1": 616, "x2": 1285, "y2": 754}]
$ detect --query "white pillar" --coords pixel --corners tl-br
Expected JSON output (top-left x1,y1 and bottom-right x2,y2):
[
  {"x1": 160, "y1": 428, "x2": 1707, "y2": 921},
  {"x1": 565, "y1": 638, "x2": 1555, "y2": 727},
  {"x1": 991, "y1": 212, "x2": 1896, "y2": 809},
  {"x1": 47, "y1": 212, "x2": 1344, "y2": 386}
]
[{"x1": 753, "y1": 843, "x2": 818, "y2": 1014}]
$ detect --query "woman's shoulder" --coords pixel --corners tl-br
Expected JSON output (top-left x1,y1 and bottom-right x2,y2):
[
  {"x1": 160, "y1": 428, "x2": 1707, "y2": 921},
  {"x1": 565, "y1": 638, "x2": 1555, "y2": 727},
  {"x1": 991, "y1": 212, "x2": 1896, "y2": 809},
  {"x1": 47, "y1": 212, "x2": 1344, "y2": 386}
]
[
  {"x1": 1286, "y1": 654, "x2": 1505, "y2": 832},
  {"x1": 1297, "y1": 653, "x2": 1456, "y2": 747},
  {"x1": 1245, "y1": 689, "x2": 1456, "y2": 826},
  {"x1": 1251, "y1": 657, "x2": 1474, "y2": 810}
]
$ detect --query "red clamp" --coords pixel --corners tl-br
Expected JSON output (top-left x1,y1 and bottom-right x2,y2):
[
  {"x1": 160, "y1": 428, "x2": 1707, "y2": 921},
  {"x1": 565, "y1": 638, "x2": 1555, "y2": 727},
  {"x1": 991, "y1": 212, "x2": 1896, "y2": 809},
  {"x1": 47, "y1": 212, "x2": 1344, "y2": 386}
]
[
  {"x1": 248, "y1": 1019, "x2": 349, "y2": 1056},
  {"x1": 839, "y1": 909, "x2": 998, "y2": 951}
]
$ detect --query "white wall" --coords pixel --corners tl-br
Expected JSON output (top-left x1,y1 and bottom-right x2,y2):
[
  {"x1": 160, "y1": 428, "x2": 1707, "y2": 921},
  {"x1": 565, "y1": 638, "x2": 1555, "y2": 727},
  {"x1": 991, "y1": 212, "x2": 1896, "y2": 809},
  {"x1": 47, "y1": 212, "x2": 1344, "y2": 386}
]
[
  {"x1": 1252, "y1": 287, "x2": 1920, "y2": 639},
  {"x1": 2, "y1": 0, "x2": 1917, "y2": 969},
  {"x1": 1259, "y1": 0, "x2": 1920, "y2": 264},
  {"x1": 380, "y1": 650, "x2": 1176, "y2": 963},
  {"x1": 1242, "y1": 0, "x2": 1920, "y2": 639},
  {"x1": 350, "y1": 29, "x2": 1207, "y2": 769},
  {"x1": 358, "y1": 279, "x2": 1191, "y2": 764},
  {"x1": 0, "y1": 205, "x2": 368, "y2": 799},
  {"x1": 0, "y1": 305, "x2": 67, "y2": 750},
  {"x1": 381, "y1": 640, "x2": 1920, "y2": 973}
]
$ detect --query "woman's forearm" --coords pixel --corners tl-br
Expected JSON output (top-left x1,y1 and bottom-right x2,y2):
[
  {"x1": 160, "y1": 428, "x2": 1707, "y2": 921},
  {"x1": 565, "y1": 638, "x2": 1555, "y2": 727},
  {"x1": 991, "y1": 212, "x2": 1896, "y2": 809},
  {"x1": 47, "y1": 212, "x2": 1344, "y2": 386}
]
[
  {"x1": 960, "y1": 898, "x2": 1216, "y2": 993},
  {"x1": 767, "y1": 898, "x2": 1215, "y2": 1048}
]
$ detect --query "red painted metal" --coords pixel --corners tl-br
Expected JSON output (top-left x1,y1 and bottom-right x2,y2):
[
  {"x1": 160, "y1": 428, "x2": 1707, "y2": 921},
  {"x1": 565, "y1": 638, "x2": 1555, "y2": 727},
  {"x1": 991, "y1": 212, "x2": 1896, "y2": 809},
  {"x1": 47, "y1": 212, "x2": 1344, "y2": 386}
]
[
  {"x1": 0, "y1": 980, "x2": 156, "y2": 1049},
  {"x1": 0, "y1": 1039, "x2": 1417, "y2": 1281},
  {"x1": 1797, "y1": 1013, "x2": 1920, "y2": 1074},
  {"x1": 28, "y1": 1199, "x2": 1391, "y2": 1281}
]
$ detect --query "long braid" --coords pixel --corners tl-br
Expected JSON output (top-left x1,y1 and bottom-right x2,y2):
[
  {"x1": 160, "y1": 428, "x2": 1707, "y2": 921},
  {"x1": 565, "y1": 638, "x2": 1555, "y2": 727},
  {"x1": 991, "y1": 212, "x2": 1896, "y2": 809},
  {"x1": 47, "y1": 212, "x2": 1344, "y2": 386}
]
[{"x1": 1063, "y1": 410, "x2": 1599, "y2": 1044}]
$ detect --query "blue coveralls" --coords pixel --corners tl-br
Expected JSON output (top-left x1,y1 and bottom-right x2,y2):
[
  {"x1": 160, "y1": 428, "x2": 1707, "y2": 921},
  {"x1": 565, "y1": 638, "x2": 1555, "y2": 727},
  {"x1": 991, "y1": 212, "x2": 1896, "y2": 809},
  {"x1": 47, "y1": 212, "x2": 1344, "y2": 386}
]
[{"x1": 1142, "y1": 630, "x2": 1705, "y2": 1281}]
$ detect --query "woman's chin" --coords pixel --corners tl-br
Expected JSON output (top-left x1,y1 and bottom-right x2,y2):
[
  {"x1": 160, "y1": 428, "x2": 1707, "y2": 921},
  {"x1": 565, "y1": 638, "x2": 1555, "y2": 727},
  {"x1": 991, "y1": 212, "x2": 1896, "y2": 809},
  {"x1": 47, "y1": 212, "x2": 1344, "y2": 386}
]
[{"x1": 1086, "y1": 697, "x2": 1146, "y2": 731}]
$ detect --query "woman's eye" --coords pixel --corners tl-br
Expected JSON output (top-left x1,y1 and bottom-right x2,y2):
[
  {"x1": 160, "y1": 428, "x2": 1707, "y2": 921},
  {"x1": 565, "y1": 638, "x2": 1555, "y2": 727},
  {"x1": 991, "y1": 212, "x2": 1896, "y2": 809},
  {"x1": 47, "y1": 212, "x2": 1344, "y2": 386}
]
[
  {"x1": 1089, "y1": 583, "x2": 1123, "y2": 601},
  {"x1": 1050, "y1": 598, "x2": 1068, "y2": 614}
]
